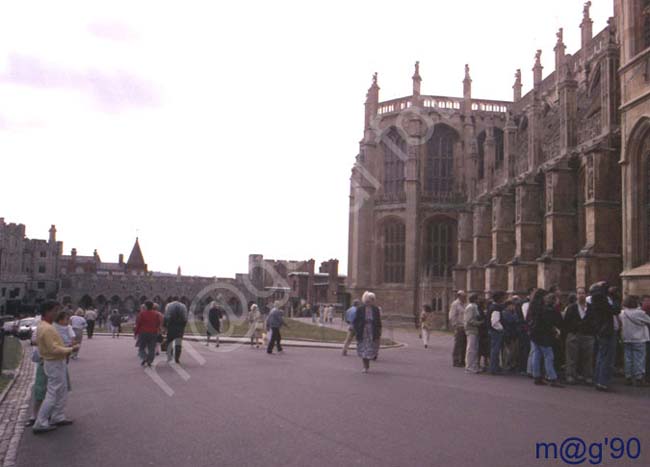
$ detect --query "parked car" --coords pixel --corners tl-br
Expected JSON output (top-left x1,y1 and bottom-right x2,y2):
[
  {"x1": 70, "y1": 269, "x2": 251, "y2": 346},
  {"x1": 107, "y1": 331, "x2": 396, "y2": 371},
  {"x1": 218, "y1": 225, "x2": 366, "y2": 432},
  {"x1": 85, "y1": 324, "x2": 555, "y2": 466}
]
[
  {"x1": 16, "y1": 317, "x2": 40, "y2": 340},
  {"x1": 2, "y1": 319, "x2": 19, "y2": 335}
]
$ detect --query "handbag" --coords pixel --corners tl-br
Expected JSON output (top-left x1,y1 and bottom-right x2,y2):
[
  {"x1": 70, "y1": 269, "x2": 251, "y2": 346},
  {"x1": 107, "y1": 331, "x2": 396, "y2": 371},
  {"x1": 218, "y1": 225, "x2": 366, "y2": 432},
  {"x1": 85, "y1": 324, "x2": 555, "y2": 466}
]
[{"x1": 160, "y1": 337, "x2": 168, "y2": 351}]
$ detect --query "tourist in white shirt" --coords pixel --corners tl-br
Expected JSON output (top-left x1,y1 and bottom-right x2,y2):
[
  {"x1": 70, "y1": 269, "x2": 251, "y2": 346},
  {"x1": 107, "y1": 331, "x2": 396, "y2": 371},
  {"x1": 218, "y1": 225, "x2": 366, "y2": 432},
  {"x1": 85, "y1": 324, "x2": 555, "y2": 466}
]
[
  {"x1": 69, "y1": 309, "x2": 87, "y2": 359},
  {"x1": 448, "y1": 291, "x2": 467, "y2": 367},
  {"x1": 620, "y1": 295, "x2": 650, "y2": 387}
]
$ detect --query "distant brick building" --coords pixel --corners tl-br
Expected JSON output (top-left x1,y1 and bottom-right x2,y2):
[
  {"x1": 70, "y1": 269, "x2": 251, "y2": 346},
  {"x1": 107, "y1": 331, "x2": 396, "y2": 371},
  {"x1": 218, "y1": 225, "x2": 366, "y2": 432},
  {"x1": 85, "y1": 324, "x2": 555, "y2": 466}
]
[
  {"x1": 1, "y1": 218, "x2": 343, "y2": 318},
  {"x1": 348, "y1": 1, "x2": 650, "y2": 320},
  {"x1": 248, "y1": 254, "x2": 347, "y2": 313}
]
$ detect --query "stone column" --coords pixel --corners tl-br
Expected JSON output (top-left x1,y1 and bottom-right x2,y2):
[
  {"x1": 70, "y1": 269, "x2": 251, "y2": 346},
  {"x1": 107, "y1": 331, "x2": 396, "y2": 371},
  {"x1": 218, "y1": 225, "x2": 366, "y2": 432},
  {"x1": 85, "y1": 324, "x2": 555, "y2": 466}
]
[
  {"x1": 486, "y1": 192, "x2": 515, "y2": 293},
  {"x1": 453, "y1": 210, "x2": 473, "y2": 292},
  {"x1": 575, "y1": 148, "x2": 622, "y2": 288},
  {"x1": 537, "y1": 167, "x2": 578, "y2": 291},
  {"x1": 558, "y1": 70, "x2": 578, "y2": 154},
  {"x1": 508, "y1": 181, "x2": 542, "y2": 295},
  {"x1": 467, "y1": 202, "x2": 491, "y2": 295},
  {"x1": 348, "y1": 146, "x2": 377, "y2": 291},
  {"x1": 404, "y1": 114, "x2": 424, "y2": 318}
]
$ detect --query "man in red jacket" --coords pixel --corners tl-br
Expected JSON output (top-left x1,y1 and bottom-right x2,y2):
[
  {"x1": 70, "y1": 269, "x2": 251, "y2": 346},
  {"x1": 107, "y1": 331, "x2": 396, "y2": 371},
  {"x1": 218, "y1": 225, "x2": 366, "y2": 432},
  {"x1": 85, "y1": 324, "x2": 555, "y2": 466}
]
[{"x1": 135, "y1": 301, "x2": 162, "y2": 367}]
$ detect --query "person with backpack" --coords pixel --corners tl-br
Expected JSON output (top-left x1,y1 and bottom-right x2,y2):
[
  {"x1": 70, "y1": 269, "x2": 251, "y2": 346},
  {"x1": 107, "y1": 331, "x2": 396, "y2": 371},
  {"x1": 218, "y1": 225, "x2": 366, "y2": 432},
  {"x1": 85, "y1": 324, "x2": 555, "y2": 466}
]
[
  {"x1": 487, "y1": 291, "x2": 507, "y2": 375},
  {"x1": 164, "y1": 297, "x2": 188, "y2": 364}
]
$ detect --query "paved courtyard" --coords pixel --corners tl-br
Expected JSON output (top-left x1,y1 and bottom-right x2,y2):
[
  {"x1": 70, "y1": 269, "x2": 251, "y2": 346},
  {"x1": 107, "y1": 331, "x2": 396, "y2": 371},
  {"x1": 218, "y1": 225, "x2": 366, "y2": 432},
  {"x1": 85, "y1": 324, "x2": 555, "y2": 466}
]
[{"x1": 12, "y1": 329, "x2": 650, "y2": 467}]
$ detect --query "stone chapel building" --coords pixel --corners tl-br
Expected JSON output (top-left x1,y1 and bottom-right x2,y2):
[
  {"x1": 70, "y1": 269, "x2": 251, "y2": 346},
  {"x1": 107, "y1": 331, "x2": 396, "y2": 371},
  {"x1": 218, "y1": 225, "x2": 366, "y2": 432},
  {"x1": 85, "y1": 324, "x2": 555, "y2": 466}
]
[{"x1": 347, "y1": 1, "x2": 650, "y2": 320}]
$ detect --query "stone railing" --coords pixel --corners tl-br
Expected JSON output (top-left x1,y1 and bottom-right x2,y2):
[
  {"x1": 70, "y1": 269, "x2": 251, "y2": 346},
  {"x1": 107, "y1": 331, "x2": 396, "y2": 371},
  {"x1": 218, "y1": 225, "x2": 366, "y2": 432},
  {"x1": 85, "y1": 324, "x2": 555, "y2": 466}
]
[
  {"x1": 420, "y1": 191, "x2": 466, "y2": 204},
  {"x1": 375, "y1": 191, "x2": 407, "y2": 205},
  {"x1": 376, "y1": 95, "x2": 509, "y2": 115}
]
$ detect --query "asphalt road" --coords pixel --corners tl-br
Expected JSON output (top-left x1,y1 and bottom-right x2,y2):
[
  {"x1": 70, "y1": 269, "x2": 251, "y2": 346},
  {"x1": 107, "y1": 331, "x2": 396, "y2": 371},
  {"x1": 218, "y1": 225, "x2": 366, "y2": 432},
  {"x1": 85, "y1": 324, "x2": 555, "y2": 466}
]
[{"x1": 16, "y1": 331, "x2": 650, "y2": 467}]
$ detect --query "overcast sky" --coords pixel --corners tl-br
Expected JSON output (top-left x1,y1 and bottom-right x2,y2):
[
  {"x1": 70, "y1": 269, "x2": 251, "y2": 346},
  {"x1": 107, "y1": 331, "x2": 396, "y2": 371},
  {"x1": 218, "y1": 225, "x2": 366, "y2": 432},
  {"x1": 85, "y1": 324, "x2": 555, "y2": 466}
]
[{"x1": 0, "y1": 0, "x2": 613, "y2": 278}]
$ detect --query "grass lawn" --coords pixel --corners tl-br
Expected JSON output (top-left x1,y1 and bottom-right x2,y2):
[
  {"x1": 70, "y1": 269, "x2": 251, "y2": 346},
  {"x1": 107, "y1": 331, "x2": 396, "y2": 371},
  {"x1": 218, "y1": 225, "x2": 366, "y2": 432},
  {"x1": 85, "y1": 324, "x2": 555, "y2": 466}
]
[
  {"x1": 2, "y1": 335, "x2": 23, "y2": 371},
  {"x1": 97, "y1": 319, "x2": 396, "y2": 345},
  {"x1": 1, "y1": 335, "x2": 23, "y2": 394}
]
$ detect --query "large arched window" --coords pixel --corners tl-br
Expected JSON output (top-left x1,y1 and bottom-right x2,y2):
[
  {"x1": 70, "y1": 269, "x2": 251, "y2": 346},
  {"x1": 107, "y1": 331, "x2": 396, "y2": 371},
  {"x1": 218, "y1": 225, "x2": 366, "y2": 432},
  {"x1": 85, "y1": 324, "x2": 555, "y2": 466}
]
[
  {"x1": 382, "y1": 128, "x2": 406, "y2": 196},
  {"x1": 477, "y1": 131, "x2": 486, "y2": 179},
  {"x1": 383, "y1": 220, "x2": 405, "y2": 283},
  {"x1": 494, "y1": 128, "x2": 505, "y2": 168},
  {"x1": 423, "y1": 218, "x2": 456, "y2": 279},
  {"x1": 425, "y1": 125, "x2": 455, "y2": 196}
]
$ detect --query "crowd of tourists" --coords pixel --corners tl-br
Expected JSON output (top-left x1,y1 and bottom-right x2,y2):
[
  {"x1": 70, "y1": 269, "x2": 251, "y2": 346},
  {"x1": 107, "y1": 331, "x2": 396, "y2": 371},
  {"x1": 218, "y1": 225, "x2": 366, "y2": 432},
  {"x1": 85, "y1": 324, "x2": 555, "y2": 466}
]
[{"x1": 435, "y1": 282, "x2": 650, "y2": 391}]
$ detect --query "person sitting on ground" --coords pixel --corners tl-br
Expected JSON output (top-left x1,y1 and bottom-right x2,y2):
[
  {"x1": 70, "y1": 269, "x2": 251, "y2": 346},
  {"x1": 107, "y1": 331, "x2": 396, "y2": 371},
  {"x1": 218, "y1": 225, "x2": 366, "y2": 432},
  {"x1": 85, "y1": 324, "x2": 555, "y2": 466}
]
[{"x1": 620, "y1": 295, "x2": 650, "y2": 387}]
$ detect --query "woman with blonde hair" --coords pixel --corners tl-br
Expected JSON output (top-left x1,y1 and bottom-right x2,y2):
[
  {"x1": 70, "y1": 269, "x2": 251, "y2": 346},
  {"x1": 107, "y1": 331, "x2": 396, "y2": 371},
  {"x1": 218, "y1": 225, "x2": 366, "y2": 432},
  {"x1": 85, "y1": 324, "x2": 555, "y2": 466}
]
[{"x1": 353, "y1": 291, "x2": 382, "y2": 373}]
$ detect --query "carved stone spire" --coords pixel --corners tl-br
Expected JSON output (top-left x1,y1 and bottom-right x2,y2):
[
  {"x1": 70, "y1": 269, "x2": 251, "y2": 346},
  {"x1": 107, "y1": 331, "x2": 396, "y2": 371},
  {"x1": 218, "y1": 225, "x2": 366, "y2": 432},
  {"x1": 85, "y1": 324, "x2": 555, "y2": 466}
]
[
  {"x1": 554, "y1": 28, "x2": 566, "y2": 81},
  {"x1": 364, "y1": 73, "x2": 379, "y2": 130},
  {"x1": 513, "y1": 69, "x2": 522, "y2": 102},
  {"x1": 533, "y1": 50, "x2": 543, "y2": 89},
  {"x1": 412, "y1": 61, "x2": 422, "y2": 96},
  {"x1": 463, "y1": 64, "x2": 472, "y2": 113},
  {"x1": 580, "y1": 1, "x2": 593, "y2": 49}
]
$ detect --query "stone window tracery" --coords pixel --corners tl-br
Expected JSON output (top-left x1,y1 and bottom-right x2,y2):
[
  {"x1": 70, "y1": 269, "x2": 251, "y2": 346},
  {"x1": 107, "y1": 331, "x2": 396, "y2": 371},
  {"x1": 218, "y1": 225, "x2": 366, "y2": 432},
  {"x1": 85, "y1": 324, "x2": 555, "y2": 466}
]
[
  {"x1": 423, "y1": 219, "x2": 455, "y2": 279},
  {"x1": 425, "y1": 125, "x2": 455, "y2": 196},
  {"x1": 383, "y1": 220, "x2": 405, "y2": 283},
  {"x1": 382, "y1": 128, "x2": 406, "y2": 196}
]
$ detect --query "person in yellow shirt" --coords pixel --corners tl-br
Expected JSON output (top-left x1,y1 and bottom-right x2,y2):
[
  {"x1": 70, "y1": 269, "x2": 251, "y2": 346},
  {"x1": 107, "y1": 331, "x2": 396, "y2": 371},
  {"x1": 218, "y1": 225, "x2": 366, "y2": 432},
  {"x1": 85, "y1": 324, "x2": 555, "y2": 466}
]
[{"x1": 33, "y1": 300, "x2": 79, "y2": 434}]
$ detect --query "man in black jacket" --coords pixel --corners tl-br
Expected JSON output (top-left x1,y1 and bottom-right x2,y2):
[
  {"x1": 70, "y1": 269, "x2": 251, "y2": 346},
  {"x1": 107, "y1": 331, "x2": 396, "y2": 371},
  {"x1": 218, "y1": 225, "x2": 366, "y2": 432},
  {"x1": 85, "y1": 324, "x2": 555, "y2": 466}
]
[
  {"x1": 530, "y1": 291, "x2": 564, "y2": 387},
  {"x1": 564, "y1": 287, "x2": 594, "y2": 384},
  {"x1": 164, "y1": 297, "x2": 188, "y2": 364},
  {"x1": 590, "y1": 282, "x2": 620, "y2": 391}
]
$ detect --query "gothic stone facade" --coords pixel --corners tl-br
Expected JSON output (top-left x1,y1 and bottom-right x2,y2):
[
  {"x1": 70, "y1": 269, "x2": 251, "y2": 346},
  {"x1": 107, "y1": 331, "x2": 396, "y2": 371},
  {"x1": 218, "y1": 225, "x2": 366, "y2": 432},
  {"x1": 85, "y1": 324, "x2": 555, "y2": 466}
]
[
  {"x1": 0, "y1": 219, "x2": 62, "y2": 313},
  {"x1": 348, "y1": 1, "x2": 650, "y2": 320}
]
